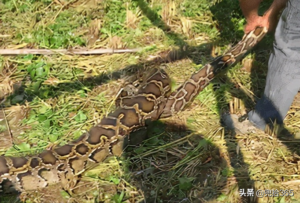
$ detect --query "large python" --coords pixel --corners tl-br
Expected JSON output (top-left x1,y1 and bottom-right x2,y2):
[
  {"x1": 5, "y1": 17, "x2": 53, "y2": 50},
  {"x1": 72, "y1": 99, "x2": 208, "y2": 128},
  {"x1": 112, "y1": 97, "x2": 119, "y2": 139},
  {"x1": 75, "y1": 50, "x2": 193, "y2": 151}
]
[{"x1": 0, "y1": 27, "x2": 267, "y2": 193}]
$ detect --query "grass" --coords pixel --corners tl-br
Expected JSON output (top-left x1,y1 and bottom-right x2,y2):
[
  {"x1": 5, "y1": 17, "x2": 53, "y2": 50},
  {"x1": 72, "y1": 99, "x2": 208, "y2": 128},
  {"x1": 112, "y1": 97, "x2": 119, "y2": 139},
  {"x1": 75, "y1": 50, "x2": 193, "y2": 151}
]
[{"x1": 1, "y1": 0, "x2": 300, "y2": 202}]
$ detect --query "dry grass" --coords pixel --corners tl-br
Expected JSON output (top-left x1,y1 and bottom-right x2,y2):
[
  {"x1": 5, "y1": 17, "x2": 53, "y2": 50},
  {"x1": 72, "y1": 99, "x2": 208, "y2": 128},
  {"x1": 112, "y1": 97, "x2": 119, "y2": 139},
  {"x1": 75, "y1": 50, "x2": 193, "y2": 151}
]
[{"x1": 1, "y1": 0, "x2": 300, "y2": 203}]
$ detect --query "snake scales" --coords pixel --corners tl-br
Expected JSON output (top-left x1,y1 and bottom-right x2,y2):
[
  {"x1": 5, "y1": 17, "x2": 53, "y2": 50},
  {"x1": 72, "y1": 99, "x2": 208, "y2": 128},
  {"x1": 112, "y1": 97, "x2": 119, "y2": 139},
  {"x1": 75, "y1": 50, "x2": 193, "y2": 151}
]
[{"x1": 0, "y1": 27, "x2": 267, "y2": 193}]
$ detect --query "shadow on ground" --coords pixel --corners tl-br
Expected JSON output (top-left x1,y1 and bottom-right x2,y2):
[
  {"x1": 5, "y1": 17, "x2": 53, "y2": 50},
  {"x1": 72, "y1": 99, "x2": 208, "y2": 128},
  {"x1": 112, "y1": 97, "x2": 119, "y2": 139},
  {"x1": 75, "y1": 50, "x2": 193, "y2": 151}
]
[
  {"x1": 211, "y1": 1, "x2": 300, "y2": 203},
  {"x1": 1, "y1": 120, "x2": 228, "y2": 203},
  {"x1": 123, "y1": 120, "x2": 228, "y2": 203},
  {"x1": 2, "y1": 0, "x2": 300, "y2": 203}
]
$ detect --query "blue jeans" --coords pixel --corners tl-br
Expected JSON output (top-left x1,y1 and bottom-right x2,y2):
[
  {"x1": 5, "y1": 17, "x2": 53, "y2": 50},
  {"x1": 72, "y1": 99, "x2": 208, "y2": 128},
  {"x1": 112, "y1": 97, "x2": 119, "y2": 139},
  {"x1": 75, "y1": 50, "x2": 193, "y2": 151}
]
[{"x1": 248, "y1": 0, "x2": 300, "y2": 130}]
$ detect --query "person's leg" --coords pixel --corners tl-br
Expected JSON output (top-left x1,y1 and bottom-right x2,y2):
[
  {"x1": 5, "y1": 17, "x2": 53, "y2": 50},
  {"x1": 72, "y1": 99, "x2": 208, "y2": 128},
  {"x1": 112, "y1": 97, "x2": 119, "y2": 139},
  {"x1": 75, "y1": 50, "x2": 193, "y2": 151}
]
[
  {"x1": 248, "y1": 0, "x2": 300, "y2": 130},
  {"x1": 223, "y1": 0, "x2": 300, "y2": 134}
]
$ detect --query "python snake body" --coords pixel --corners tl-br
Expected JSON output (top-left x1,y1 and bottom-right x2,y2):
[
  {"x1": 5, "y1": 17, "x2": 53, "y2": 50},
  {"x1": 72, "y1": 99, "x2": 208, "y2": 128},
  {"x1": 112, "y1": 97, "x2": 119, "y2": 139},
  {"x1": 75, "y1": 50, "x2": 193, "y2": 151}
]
[{"x1": 0, "y1": 27, "x2": 267, "y2": 192}]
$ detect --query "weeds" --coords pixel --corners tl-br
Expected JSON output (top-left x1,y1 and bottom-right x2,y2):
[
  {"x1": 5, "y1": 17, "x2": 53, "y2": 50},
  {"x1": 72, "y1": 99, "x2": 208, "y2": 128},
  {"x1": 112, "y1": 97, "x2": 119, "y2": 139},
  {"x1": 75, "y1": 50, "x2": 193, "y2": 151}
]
[{"x1": 1, "y1": 0, "x2": 300, "y2": 203}]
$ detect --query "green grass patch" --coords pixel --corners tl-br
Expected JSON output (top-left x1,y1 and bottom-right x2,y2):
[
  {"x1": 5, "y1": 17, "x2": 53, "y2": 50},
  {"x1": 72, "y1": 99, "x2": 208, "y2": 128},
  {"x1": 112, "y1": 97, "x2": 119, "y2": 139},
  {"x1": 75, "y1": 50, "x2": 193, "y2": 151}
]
[{"x1": 2, "y1": 0, "x2": 300, "y2": 203}]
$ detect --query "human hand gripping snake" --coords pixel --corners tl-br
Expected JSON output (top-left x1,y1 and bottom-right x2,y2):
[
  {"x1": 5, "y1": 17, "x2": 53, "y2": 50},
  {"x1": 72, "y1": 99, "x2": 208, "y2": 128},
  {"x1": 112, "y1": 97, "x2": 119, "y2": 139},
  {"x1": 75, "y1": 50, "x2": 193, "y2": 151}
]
[{"x1": 0, "y1": 27, "x2": 267, "y2": 193}]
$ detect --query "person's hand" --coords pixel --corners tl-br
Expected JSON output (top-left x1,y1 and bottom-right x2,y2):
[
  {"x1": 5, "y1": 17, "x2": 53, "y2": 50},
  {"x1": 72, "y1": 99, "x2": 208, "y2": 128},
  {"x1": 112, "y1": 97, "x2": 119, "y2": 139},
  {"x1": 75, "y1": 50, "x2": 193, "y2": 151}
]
[{"x1": 244, "y1": 11, "x2": 278, "y2": 33}]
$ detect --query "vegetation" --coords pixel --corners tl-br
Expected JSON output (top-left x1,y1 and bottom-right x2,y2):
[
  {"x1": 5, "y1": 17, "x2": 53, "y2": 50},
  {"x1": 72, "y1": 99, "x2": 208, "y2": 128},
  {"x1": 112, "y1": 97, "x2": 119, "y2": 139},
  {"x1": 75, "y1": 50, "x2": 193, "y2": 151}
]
[{"x1": 1, "y1": 0, "x2": 300, "y2": 202}]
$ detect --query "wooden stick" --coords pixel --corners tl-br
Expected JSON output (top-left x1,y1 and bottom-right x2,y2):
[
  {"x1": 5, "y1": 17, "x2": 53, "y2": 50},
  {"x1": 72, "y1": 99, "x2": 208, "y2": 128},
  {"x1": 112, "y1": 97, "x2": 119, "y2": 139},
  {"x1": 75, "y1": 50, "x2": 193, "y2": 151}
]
[{"x1": 0, "y1": 48, "x2": 142, "y2": 56}]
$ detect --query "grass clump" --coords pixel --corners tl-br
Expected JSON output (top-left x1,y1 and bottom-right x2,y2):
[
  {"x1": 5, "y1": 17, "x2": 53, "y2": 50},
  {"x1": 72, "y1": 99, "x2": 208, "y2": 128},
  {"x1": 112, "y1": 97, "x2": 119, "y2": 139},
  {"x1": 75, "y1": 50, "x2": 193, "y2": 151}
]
[{"x1": 1, "y1": 0, "x2": 300, "y2": 203}]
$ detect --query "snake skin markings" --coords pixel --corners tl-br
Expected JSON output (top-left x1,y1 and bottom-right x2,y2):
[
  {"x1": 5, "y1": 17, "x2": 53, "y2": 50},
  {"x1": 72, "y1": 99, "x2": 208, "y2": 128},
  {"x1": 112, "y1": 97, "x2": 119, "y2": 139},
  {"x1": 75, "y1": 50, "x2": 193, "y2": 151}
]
[{"x1": 0, "y1": 27, "x2": 267, "y2": 194}]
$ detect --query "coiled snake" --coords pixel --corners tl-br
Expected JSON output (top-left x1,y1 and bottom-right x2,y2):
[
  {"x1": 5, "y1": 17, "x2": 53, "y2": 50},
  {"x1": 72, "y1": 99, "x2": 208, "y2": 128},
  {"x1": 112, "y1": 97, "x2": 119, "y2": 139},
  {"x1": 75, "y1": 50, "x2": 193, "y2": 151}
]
[{"x1": 0, "y1": 27, "x2": 267, "y2": 193}]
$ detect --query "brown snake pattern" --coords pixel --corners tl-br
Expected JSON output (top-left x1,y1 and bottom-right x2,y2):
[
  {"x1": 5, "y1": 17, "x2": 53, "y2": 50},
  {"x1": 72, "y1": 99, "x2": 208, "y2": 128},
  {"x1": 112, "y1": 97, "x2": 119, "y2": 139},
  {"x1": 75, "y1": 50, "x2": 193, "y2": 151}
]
[{"x1": 0, "y1": 27, "x2": 267, "y2": 193}]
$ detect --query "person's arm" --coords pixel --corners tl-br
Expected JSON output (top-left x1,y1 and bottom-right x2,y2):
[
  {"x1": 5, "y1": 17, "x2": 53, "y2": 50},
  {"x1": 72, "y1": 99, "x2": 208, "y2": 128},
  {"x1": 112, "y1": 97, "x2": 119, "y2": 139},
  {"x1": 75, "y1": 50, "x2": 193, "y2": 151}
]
[
  {"x1": 239, "y1": 0, "x2": 262, "y2": 23},
  {"x1": 239, "y1": 0, "x2": 288, "y2": 33}
]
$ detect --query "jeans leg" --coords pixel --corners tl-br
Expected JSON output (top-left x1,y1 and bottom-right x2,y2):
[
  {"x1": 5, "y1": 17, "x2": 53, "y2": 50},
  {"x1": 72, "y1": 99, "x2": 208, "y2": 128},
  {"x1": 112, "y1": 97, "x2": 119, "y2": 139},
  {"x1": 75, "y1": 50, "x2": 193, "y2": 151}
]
[
  {"x1": 248, "y1": 2, "x2": 300, "y2": 130},
  {"x1": 248, "y1": 56, "x2": 300, "y2": 130}
]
